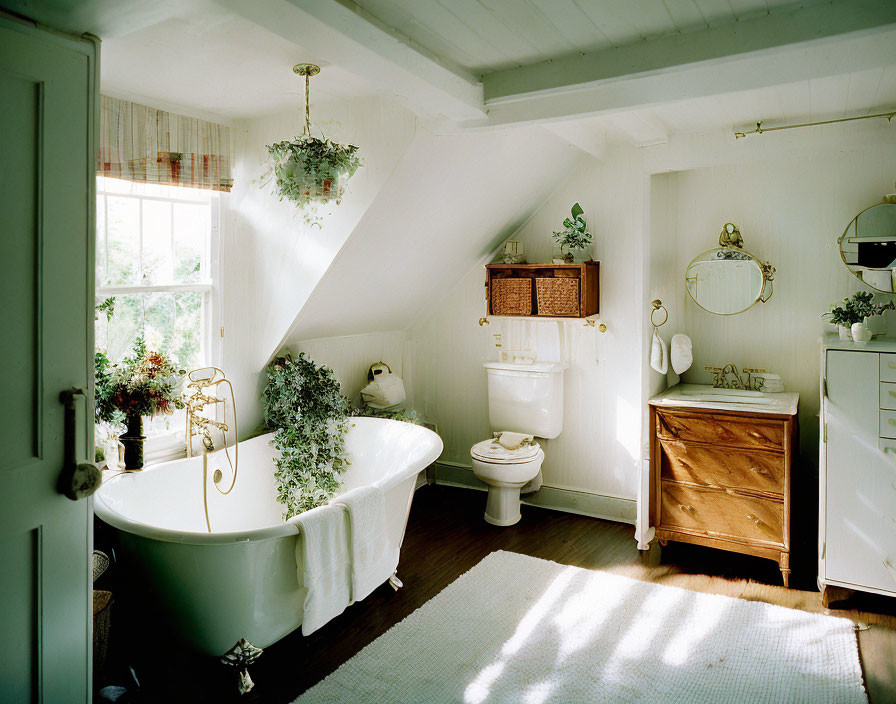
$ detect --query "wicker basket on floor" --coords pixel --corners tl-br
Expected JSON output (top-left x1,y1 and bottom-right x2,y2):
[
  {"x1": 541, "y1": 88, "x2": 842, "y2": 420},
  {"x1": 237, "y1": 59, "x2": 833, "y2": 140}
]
[
  {"x1": 536, "y1": 278, "x2": 579, "y2": 316},
  {"x1": 491, "y1": 278, "x2": 532, "y2": 316}
]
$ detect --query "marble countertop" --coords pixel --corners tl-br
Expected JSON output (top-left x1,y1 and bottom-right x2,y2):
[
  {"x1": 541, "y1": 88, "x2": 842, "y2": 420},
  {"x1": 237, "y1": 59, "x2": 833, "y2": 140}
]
[{"x1": 649, "y1": 383, "x2": 799, "y2": 416}]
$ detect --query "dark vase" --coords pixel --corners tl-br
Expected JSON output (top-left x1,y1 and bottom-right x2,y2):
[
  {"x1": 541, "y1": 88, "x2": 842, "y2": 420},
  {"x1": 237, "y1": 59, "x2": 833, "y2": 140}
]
[{"x1": 120, "y1": 412, "x2": 146, "y2": 470}]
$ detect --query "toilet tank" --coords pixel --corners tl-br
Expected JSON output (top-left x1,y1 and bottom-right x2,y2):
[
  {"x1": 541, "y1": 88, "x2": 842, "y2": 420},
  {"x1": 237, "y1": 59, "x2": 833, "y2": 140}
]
[{"x1": 484, "y1": 362, "x2": 566, "y2": 439}]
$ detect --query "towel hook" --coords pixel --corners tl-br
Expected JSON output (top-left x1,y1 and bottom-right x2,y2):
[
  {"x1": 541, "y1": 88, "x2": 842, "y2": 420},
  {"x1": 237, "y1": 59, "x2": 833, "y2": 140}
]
[{"x1": 650, "y1": 299, "x2": 668, "y2": 328}]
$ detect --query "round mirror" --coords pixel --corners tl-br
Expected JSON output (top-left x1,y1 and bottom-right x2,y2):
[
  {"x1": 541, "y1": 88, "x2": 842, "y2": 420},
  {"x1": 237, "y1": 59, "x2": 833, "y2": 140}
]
[
  {"x1": 685, "y1": 247, "x2": 766, "y2": 315},
  {"x1": 839, "y1": 203, "x2": 896, "y2": 292}
]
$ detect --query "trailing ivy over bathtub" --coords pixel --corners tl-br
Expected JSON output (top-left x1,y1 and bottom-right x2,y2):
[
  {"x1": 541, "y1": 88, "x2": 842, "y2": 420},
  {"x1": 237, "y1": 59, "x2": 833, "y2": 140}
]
[{"x1": 263, "y1": 353, "x2": 351, "y2": 519}]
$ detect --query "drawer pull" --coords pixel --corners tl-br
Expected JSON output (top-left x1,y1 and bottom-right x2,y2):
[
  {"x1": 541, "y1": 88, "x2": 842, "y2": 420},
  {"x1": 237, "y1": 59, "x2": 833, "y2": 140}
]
[
  {"x1": 746, "y1": 514, "x2": 760, "y2": 525},
  {"x1": 748, "y1": 467, "x2": 769, "y2": 475},
  {"x1": 889, "y1": 391, "x2": 896, "y2": 398},
  {"x1": 889, "y1": 362, "x2": 896, "y2": 370},
  {"x1": 889, "y1": 418, "x2": 896, "y2": 427},
  {"x1": 678, "y1": 504, "x2": 695, "y2": 513}
]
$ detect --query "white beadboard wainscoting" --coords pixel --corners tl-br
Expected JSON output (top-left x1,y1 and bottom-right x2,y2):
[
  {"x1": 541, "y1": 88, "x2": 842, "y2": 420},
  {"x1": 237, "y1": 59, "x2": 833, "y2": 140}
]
[
  {"x1": 645, "y1": 121, "x2": 896, "y2": 465},
  {"x1": 290, "y1": 331, "x2": 413, "y2": 409}
]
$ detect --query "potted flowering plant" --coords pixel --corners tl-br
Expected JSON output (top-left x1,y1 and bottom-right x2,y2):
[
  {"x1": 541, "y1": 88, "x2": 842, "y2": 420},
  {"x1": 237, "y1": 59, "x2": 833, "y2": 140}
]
[{"x1": 95, "y1": 338, "x2": 186, "y2": 470}]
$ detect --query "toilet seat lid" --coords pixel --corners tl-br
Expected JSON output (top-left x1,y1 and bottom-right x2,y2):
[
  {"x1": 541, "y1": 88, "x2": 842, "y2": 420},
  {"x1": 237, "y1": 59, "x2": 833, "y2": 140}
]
[{"x1": 471, "y1": 438, "x2": 541, "y2": 463}]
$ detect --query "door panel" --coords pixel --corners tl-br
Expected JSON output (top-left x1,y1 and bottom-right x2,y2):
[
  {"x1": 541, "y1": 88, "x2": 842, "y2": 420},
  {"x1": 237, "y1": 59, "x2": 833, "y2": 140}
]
[
  {"x1": 825, "y1": 350, "x2": 896, "y2": 594},
  {"x1": 826, "y1": 350, "x2": 879, "y2": 433},
  {"x1": 0, "y1": 20, "x2": 97, "y2": 702},
  {"x1": 0, "y1": 71, "x2": 39, "y2": 471}
]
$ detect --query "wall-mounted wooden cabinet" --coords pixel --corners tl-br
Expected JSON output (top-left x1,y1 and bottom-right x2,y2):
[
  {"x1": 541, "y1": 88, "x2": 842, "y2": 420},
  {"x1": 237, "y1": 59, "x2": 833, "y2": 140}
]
[{"x1": 485, "y1": 261, "x2": 599, "y2": 318}]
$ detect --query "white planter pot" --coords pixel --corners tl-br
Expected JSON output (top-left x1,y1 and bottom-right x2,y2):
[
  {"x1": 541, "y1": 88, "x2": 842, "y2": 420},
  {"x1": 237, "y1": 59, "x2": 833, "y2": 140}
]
[
  {"x1": 838, "y1": 324, "x2": 852, "y2": 340},
  {"x1": 851, "y1": 321, "x2": 872, "y2": 344}
]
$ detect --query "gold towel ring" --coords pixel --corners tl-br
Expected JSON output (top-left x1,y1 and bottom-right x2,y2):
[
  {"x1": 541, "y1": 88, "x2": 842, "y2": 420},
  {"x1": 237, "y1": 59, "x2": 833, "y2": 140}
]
[{"x1": 650, "y1": 299, "x2": 668, "y2": 328}]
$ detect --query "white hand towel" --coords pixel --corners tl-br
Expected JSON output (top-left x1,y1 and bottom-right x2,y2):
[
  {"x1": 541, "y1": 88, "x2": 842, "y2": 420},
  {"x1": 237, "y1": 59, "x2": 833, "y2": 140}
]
[
  {"x1": 494, "y1": 431, "x2": 534, "y2": 450},
  {"x1": 650, "y1": 328, "x2": 668, "y2": 374},
  {"x1": 334, "y1": 486, "x2": 399, "y2": 602},
  {"x1": 290, "y1": 504, "x2": 352, "y2": 636},
  {"x1": 670, "y1": 334, "x2": 693, "y2": 375}
]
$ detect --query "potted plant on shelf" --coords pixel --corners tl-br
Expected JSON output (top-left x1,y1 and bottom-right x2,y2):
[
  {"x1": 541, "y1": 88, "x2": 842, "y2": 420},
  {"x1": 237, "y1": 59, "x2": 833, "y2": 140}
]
[
  {"x1": 95, "y1": 338, "x2": 186, "y2": 470},
  {"x1": 551, "y1": 203, "x2": 592, "y2": 263},
  {"x1": 823, "y1": 291, "x2": 895, "y2": 342}
]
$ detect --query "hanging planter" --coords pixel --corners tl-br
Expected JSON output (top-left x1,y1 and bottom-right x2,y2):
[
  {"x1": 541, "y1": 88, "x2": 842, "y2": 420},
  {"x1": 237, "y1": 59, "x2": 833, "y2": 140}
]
[{"x1": 264, "y1": 64, "x2": 362, "y2": 212}]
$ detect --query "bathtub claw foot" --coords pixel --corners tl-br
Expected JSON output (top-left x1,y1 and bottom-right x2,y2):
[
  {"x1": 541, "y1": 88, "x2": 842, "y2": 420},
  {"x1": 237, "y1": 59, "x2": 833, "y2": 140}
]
[
  {"x1": 221, "y1": 638, "x2": 263, "y2": 695},
  {"x1": 389, "y1": 573, "x2": 403, "y2": 591}
]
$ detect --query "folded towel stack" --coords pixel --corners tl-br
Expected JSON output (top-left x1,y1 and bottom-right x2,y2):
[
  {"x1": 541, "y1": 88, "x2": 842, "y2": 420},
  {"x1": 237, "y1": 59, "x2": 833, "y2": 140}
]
[{"x1": 361, "y1": 373, "x2": 406, "y2": 409}]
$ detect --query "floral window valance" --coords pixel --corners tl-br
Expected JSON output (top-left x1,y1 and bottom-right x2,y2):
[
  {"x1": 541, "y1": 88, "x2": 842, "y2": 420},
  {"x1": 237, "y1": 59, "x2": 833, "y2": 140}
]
[{"x1": 99, "y1": 95, "x2": 233, "y2": 192}]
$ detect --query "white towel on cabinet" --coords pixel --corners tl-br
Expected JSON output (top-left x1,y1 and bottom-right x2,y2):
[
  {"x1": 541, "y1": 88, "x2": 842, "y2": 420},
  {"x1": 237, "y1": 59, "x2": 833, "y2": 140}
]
[
  {"x1": 650, "y1": 328, "x2": 668, "y2": 374},
  {"x1": 290, "y1": 504, "x2": 352, "y2": 636},
  {"x1": 334, "y1": 486, "x2": 399, "y2": 602}
]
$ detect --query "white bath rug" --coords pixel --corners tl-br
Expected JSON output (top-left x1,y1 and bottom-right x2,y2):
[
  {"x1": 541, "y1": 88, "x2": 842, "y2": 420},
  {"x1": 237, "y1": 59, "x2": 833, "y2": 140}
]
[{"x1": 294, "y1": 551, "x2": 867, "y2": 704}]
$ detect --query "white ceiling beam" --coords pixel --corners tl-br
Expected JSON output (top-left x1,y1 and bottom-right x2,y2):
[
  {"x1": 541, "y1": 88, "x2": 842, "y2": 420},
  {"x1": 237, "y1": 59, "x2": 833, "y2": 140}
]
[
  {"x1": 541, "y1": 119, "x2": 607, "y2": 160},
  {"x1": 212, "y1": 0, "x2": 485, "y2": 122},
  {"x1": 477, "y1": 0, "x2": 896, "y2": 128}
]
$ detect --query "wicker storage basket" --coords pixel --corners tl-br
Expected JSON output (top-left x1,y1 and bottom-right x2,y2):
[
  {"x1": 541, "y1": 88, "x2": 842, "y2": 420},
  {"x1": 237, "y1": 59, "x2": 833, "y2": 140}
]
[
  {"x1": 536, "y1": 278, "x2": 580, "y2": 316},
  {"x1": 491, "y1": 278, "x2": 532, "y2": 316},
  {"x1": 93, "y1": 589, "x2": 113, "y2": 675}
]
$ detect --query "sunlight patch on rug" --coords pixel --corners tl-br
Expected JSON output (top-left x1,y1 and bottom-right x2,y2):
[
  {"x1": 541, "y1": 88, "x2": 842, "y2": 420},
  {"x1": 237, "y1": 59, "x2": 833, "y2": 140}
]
[{"x1": 294, "y1": 551, "x2": 867, "y2": 704}]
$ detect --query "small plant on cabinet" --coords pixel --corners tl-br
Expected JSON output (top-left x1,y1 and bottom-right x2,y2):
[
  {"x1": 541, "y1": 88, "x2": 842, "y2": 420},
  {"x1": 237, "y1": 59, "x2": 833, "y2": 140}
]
[{"x1": 552, "y1": 203, "x2": 592, "y2": 263}]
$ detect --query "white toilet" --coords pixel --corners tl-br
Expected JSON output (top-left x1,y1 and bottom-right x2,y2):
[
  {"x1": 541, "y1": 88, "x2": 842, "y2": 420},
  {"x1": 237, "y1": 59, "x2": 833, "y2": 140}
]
[{"x1": 470, "y1": 361, "x2": 566, "y2": 526}]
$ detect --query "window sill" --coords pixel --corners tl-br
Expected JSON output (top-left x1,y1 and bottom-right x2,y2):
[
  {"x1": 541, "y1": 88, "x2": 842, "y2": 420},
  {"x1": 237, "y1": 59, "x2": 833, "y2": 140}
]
[{"x1": 143, "y1": 433, "x2": 187, "y2": 467}]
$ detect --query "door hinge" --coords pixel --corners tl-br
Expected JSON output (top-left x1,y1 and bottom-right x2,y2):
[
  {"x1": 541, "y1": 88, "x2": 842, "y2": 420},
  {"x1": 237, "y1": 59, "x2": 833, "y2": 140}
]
[
  {"x1": 823, "y1": 423, "x2": 827, "y2": 443},
  {"x1": 823, "y1": 376, "x2": 827, "y2": 397},
  {"x1": 220, "y1": 325, "x2": 225, "y2": 338}
]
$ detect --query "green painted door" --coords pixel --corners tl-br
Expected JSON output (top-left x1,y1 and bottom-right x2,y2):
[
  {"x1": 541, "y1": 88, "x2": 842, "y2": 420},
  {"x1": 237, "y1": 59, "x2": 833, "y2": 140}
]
[{"x1": 0, "y1": 18, "x2": 98, "y2": 703}]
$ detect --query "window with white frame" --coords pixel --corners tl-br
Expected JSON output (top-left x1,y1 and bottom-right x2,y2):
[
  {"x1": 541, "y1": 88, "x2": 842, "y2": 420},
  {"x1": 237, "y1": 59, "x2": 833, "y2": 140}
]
[{"x1": 95, "y1": 175, "x2": 222, "y2": 456}]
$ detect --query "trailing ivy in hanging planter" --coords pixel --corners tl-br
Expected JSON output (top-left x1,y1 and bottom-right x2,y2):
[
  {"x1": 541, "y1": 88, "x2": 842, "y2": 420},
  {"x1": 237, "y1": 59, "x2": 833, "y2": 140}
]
[
  {"x1": 263, "y1": 63, "x2": 363, "y2": 215},
  {"x1": 265, "y1": 134, "x2": 361, "y2": 208}
]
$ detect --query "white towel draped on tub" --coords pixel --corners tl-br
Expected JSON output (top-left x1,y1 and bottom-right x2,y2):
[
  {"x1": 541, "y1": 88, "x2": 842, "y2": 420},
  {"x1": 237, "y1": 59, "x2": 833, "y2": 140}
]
[
  {"x1": 290, "y1": 504, "x2": 352, "y2": 636},
  {"x1": 334, "y1": 486, "x2": 399, "y2": 603}
]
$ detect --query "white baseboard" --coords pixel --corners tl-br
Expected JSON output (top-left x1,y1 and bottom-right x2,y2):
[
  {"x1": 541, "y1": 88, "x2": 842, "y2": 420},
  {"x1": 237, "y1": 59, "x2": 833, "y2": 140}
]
[{"x1": 429, "y1": 462, "x2": 637, "y2": 525}]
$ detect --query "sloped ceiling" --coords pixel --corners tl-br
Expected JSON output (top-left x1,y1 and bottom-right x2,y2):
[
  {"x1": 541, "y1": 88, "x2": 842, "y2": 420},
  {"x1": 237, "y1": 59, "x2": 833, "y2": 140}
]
[{"x1": 280, "y1": 126, "x2": 582, "y2": 344}]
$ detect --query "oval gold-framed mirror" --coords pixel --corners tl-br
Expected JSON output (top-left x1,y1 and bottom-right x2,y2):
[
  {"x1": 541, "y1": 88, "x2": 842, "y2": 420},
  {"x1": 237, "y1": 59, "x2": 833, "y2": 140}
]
[
  {"x1": 838, "y1": 201, "x2": 896, "y2": 293},
  {"x1": 685, "y1": 223, "x2": 775, "y2": 316}
]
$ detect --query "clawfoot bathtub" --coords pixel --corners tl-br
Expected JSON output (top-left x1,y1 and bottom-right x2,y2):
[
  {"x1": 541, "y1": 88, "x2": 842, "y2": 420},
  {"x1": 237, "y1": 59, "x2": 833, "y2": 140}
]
[{"x1": 94, "y1": 417, "x2": 442, "y2": 658}]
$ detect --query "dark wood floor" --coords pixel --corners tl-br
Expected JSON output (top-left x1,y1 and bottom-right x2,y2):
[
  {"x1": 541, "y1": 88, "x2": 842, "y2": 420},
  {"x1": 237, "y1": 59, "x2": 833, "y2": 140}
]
[{"x1": 103, "y1": 484, "x2": 896, "y2": 703}]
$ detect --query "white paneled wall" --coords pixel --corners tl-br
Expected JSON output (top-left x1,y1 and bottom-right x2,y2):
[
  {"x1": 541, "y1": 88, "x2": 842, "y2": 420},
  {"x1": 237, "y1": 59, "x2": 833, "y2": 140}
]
[
  {"x1": 411, "y1": 145, "x2": 647, "y2": 501},
  {"x1": 289, "y1": 331, "x2": 412, "y2": 409},
  {"x1": 651, "y1": 130, "x2": 896, "y2": 461}
]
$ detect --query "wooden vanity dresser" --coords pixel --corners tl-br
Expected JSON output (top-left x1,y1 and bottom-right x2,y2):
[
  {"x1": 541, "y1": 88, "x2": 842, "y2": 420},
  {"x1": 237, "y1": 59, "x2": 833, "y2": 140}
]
[{"x1": 648, "y1": 385, "x2": 799, "y2": 586}]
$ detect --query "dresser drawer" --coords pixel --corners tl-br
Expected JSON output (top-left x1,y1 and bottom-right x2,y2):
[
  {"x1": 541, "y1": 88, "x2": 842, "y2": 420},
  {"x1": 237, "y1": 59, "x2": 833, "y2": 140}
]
[
  {"x1": 655, "y1": 410, "x2": 785, "y2": 450},
  {"x1": 881, "y1": 410, "x2": 896, "y2": 439},
  {"x1": 882, "y1": 383, "x2": 896, "y2": 410},
  {"x1": 661, "y1": 481, "x2": 784, "y2": 545},
  {"x1": 882, "y1": 354, "x2": 896, "y2": 383},
  {"x1": 659, "y1": 440, "x2": 784, "y2": 495}
]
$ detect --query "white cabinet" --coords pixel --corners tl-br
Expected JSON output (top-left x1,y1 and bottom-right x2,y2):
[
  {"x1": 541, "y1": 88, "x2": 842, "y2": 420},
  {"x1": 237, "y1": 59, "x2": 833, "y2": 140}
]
[{"x1": 820, "y1": 336, "x2": 896, "y2": 604}]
